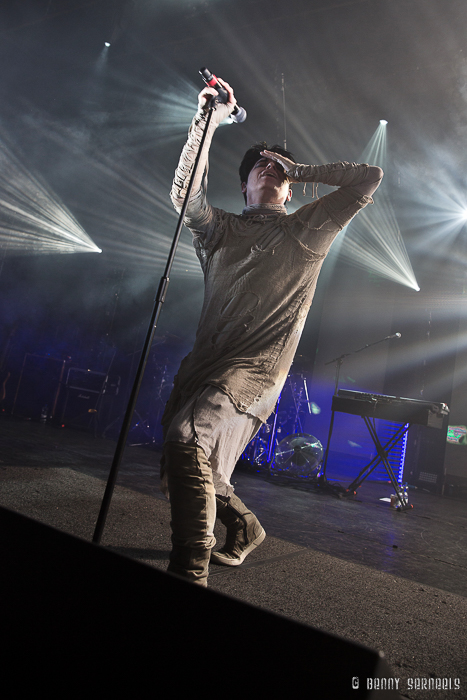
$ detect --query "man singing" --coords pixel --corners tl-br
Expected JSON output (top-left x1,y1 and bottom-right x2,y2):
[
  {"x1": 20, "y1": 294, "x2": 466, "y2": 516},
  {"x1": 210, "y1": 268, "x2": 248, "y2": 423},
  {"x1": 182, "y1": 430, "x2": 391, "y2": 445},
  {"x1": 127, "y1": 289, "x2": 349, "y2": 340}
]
[{"x1": 161, "y1": 77, "x2": 383, "y2": 586}]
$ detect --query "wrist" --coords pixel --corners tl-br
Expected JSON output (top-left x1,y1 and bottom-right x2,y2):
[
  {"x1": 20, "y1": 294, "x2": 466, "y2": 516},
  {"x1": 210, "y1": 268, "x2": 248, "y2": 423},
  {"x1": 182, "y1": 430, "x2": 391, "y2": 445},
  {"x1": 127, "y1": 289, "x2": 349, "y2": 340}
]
[{"x1": 286, "y1": 163, "x2": 309, "y2": 183}]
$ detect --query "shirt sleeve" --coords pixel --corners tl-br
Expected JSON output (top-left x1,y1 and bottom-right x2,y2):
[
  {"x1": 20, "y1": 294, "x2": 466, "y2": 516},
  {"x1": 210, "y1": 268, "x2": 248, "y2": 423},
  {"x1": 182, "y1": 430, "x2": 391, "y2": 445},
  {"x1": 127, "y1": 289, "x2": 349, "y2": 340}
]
[
  {"x1": 285, "y1": 186, "x2": 372, "y2": 259},
  {"x1": 170, "y1": 113, "x2": 224, "y2": 252},
  {"x1": 316, "y1": 186, "x2": 373, "y2": 229},
  {"x1": 286, "y1": 159, "x2": 375, "y2": 232}
]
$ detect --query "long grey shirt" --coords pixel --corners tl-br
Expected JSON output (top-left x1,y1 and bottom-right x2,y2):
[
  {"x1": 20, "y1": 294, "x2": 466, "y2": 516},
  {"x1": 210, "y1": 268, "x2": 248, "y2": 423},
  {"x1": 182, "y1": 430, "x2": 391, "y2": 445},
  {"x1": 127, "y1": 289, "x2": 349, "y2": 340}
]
[{"x1": 164, "y1": 112, "x2": 374, "y2": 426}]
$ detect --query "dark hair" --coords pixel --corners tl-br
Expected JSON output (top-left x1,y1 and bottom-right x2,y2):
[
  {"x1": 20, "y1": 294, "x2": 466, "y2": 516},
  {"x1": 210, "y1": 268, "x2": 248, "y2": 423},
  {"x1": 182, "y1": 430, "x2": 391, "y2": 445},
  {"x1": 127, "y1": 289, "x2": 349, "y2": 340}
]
[
  {"x1": 239, "y1": 142, "x2": 296, "y2": 183},
  {"x1": 239, "y1": 142, "x2": 296, "y2": 204}
]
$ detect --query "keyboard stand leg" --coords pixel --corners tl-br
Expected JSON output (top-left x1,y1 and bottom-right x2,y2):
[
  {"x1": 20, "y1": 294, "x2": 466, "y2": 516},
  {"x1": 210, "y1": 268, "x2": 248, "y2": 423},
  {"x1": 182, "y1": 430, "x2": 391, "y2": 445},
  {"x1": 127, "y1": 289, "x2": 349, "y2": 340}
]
[{"x1": 345, "y1": 420, "x2": 412, "y2": 510}]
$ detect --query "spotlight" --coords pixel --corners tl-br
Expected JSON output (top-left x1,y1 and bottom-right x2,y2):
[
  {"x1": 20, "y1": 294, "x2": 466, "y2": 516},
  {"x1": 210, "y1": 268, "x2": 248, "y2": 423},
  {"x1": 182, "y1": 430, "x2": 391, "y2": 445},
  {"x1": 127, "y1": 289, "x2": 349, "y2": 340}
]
[
  {"x1": 0, "y1": 135, "x2": 101, "y2": 255},
  {"x1": 339, "y1": 122, "x2": 419, "y2": 291},
  {"x1": 104, "y1": 42, "x2": 110, "y2": 47}
]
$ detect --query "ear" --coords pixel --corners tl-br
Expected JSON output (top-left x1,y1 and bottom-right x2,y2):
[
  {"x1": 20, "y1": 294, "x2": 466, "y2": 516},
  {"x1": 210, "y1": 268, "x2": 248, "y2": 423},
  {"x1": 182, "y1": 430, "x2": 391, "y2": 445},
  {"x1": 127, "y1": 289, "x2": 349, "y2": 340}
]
[
  {"x1": 241, "y1": 182, "x2": 247, "y2": 194},
  {"x1": 286, "y1": 188, "x2": 293, "y2": 202}
]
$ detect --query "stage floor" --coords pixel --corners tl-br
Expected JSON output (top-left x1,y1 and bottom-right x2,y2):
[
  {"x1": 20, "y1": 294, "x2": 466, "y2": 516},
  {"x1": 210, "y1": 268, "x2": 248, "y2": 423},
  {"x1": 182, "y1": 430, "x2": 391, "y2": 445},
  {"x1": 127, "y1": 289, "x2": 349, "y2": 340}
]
[{"x1": 0, "y1": 415, "x2": 466, "y2": 698}]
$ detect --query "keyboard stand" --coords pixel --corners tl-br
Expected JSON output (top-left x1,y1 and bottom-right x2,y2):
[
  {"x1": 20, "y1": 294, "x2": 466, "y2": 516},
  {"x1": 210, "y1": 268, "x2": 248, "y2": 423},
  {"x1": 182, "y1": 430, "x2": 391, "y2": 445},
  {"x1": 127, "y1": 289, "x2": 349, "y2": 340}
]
[{"x1": 343, "y1": 417, "x2": 412, "y2": 510}]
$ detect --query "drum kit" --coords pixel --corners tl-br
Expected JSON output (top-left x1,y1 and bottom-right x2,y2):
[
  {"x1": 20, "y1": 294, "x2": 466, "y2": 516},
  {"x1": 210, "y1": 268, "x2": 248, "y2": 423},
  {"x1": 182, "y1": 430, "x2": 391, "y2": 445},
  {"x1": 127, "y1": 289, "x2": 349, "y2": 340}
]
[
  {"x1": 107, "y1": 343, "x2": 325, "y2": 480},
  {"x1": 242, "y1": 360, "x2": 324, "y2": 480}
]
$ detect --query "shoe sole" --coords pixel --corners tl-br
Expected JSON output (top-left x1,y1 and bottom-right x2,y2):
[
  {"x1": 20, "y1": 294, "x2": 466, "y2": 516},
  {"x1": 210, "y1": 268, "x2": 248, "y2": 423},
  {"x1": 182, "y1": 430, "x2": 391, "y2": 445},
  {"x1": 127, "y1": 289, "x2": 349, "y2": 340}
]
[{"x1": 210, "y1": 528, "x2": 266, "y2": 567}]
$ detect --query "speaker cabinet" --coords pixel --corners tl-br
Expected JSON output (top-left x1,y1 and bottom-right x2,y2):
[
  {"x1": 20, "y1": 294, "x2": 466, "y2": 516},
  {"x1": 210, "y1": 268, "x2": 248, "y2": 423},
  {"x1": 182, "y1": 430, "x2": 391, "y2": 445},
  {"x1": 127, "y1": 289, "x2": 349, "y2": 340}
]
[{"x1": 0, "y1": 505, "x2": 398, "y2": 697}]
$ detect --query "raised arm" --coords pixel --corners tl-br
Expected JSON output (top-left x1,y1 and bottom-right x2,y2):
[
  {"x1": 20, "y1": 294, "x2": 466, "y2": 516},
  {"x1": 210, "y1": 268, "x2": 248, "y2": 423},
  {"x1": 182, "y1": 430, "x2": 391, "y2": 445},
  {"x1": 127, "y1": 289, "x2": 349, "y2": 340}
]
[
  {"x1": 261, "y1": 149, "x2": 383, "y2": 198},
  {"x1": 170, "y1": 79, "x2": 237, "y2": 231}
]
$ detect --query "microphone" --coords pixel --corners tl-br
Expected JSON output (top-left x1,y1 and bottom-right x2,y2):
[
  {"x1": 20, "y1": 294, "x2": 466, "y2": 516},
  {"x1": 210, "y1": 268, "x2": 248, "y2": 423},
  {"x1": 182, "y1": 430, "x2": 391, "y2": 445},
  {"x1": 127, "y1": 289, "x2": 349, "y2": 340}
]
[
  {"x1": 386, "y1": 333, "x2": 402, "y2": 339},
  {"x1": 199, "y1": 67, "x2": 247, "y2": 123}
]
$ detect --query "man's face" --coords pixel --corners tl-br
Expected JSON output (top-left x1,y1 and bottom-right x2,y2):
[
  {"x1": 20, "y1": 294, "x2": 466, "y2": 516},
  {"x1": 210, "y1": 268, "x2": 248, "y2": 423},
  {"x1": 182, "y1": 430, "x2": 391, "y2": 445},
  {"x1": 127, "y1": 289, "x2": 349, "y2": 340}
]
[{"x1": 241, "y1": 156, "x2": 292, "y2": 206}]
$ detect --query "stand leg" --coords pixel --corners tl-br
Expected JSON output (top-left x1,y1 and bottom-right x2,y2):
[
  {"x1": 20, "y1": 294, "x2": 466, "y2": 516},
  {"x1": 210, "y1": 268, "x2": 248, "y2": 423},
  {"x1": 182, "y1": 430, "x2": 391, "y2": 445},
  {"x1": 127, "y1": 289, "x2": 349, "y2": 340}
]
[
  {"x1": 319, "y1": 409, "x2": 336, "y2": 482},
  {"x1": 345, "y1": 420, "x2": 412, "y2": 510},
  {"x1": 319, "y1": 358, "x2": 343, "y2": 484},
  {"x1": 92, "y1": 108, "x2": 215, "y2": 545},
  {"x1": 267, "y1": 393, "x2": 283, "y2": 473}
]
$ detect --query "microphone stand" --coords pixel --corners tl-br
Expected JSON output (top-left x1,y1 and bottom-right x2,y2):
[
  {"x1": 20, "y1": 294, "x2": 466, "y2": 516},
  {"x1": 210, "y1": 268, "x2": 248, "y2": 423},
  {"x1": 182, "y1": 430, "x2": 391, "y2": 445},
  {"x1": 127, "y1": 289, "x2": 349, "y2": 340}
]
[
  {"x1": 92, "y1": 106, "x2": 215, "y2": 544},
  {"x1": 318, "y1": 334, "x2": 397, "y2": 491}
]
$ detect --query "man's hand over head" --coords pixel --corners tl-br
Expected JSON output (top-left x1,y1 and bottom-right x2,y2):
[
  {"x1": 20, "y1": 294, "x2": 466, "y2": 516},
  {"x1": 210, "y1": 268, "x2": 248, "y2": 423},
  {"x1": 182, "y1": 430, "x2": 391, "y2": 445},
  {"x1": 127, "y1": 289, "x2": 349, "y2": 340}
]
[{"x1": 260, "y1": 150, "x2": 300, "y2": 183}]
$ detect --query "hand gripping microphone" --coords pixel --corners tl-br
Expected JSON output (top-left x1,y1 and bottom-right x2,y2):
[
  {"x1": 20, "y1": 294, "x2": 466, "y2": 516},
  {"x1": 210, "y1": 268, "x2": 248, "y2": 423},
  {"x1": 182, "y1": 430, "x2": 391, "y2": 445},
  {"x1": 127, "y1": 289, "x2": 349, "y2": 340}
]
[{"x1": 199, "y1": 67, "x2": 247, "y2": 123}]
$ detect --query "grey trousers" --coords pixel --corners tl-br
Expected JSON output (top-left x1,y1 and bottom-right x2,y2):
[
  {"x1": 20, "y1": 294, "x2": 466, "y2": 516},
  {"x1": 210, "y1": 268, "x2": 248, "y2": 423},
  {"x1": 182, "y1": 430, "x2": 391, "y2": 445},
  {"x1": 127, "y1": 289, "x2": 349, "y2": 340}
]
[
  {"x1": 163, "y1": 385, "x2": 262, "y2": 497},
  {"x1": 162, "y1": 386, "x2": 262, "y2": 552}
]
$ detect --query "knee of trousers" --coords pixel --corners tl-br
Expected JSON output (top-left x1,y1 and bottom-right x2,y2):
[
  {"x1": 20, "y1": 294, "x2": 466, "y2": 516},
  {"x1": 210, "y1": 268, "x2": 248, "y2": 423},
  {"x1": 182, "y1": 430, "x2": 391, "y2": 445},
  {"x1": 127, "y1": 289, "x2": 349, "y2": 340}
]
[{"x1": 163, "y1": 441, "x2": 216, "y2": 551}]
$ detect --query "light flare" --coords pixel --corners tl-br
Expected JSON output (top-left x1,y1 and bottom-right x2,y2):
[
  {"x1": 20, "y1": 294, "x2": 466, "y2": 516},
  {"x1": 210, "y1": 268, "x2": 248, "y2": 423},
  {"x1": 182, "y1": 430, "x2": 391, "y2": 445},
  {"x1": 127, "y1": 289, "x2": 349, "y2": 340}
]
[
  {"x1": 0, "y1": 134, "x2": 100, "y2": 256},
  {"x1": 399, "y1": 158, "x2": 467, "y2": 257},
  {"x1": 339, "y1": 121, "x2": 419, "y2": 291}
]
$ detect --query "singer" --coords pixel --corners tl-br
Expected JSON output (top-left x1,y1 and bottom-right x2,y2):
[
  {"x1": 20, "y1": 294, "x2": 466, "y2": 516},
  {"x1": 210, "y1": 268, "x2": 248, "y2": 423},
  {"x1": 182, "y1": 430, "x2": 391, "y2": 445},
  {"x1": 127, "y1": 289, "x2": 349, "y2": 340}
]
[{"x1": 161, "y1": 77, "x2": 383, "y2": 585}]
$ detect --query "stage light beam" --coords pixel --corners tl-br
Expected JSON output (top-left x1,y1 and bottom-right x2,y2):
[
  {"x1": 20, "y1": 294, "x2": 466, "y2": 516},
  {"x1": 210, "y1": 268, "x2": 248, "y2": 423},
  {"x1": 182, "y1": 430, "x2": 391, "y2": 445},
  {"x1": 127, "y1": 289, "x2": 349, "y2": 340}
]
[
  {"x1": 399, "y1": 156, "x2": 467, "y2": 263},
  {"x1": 0, "y1": 134, "x2": 101, "y2": 255},
  {"x1": 336, "y1": 121, "x2": 419, "y2": 291},
  {"x1": 15, "y1": 63, "x2": 240, "y2": 275}
]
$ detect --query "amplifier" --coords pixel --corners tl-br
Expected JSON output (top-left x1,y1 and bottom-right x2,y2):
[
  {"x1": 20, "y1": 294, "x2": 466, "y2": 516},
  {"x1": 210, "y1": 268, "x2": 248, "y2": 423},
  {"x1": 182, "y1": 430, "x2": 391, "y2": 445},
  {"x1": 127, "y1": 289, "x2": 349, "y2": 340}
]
[
  {"x1": 60, "y1": 387, "x2": 100, "y2": 430},
  {"x1": 66, "y1": 368, "x2": 106, "y2": 393},
  {"x1": 66, "y1": 368, "x2": 120, "y2": 396}
]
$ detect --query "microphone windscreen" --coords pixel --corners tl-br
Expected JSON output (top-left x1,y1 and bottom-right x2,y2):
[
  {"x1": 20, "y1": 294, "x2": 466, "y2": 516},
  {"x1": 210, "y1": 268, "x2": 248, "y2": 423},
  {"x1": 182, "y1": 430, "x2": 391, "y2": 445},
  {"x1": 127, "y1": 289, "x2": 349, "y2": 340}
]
[{"x1": 231, "y1": 106, "x2": 247, "y2": 123}]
